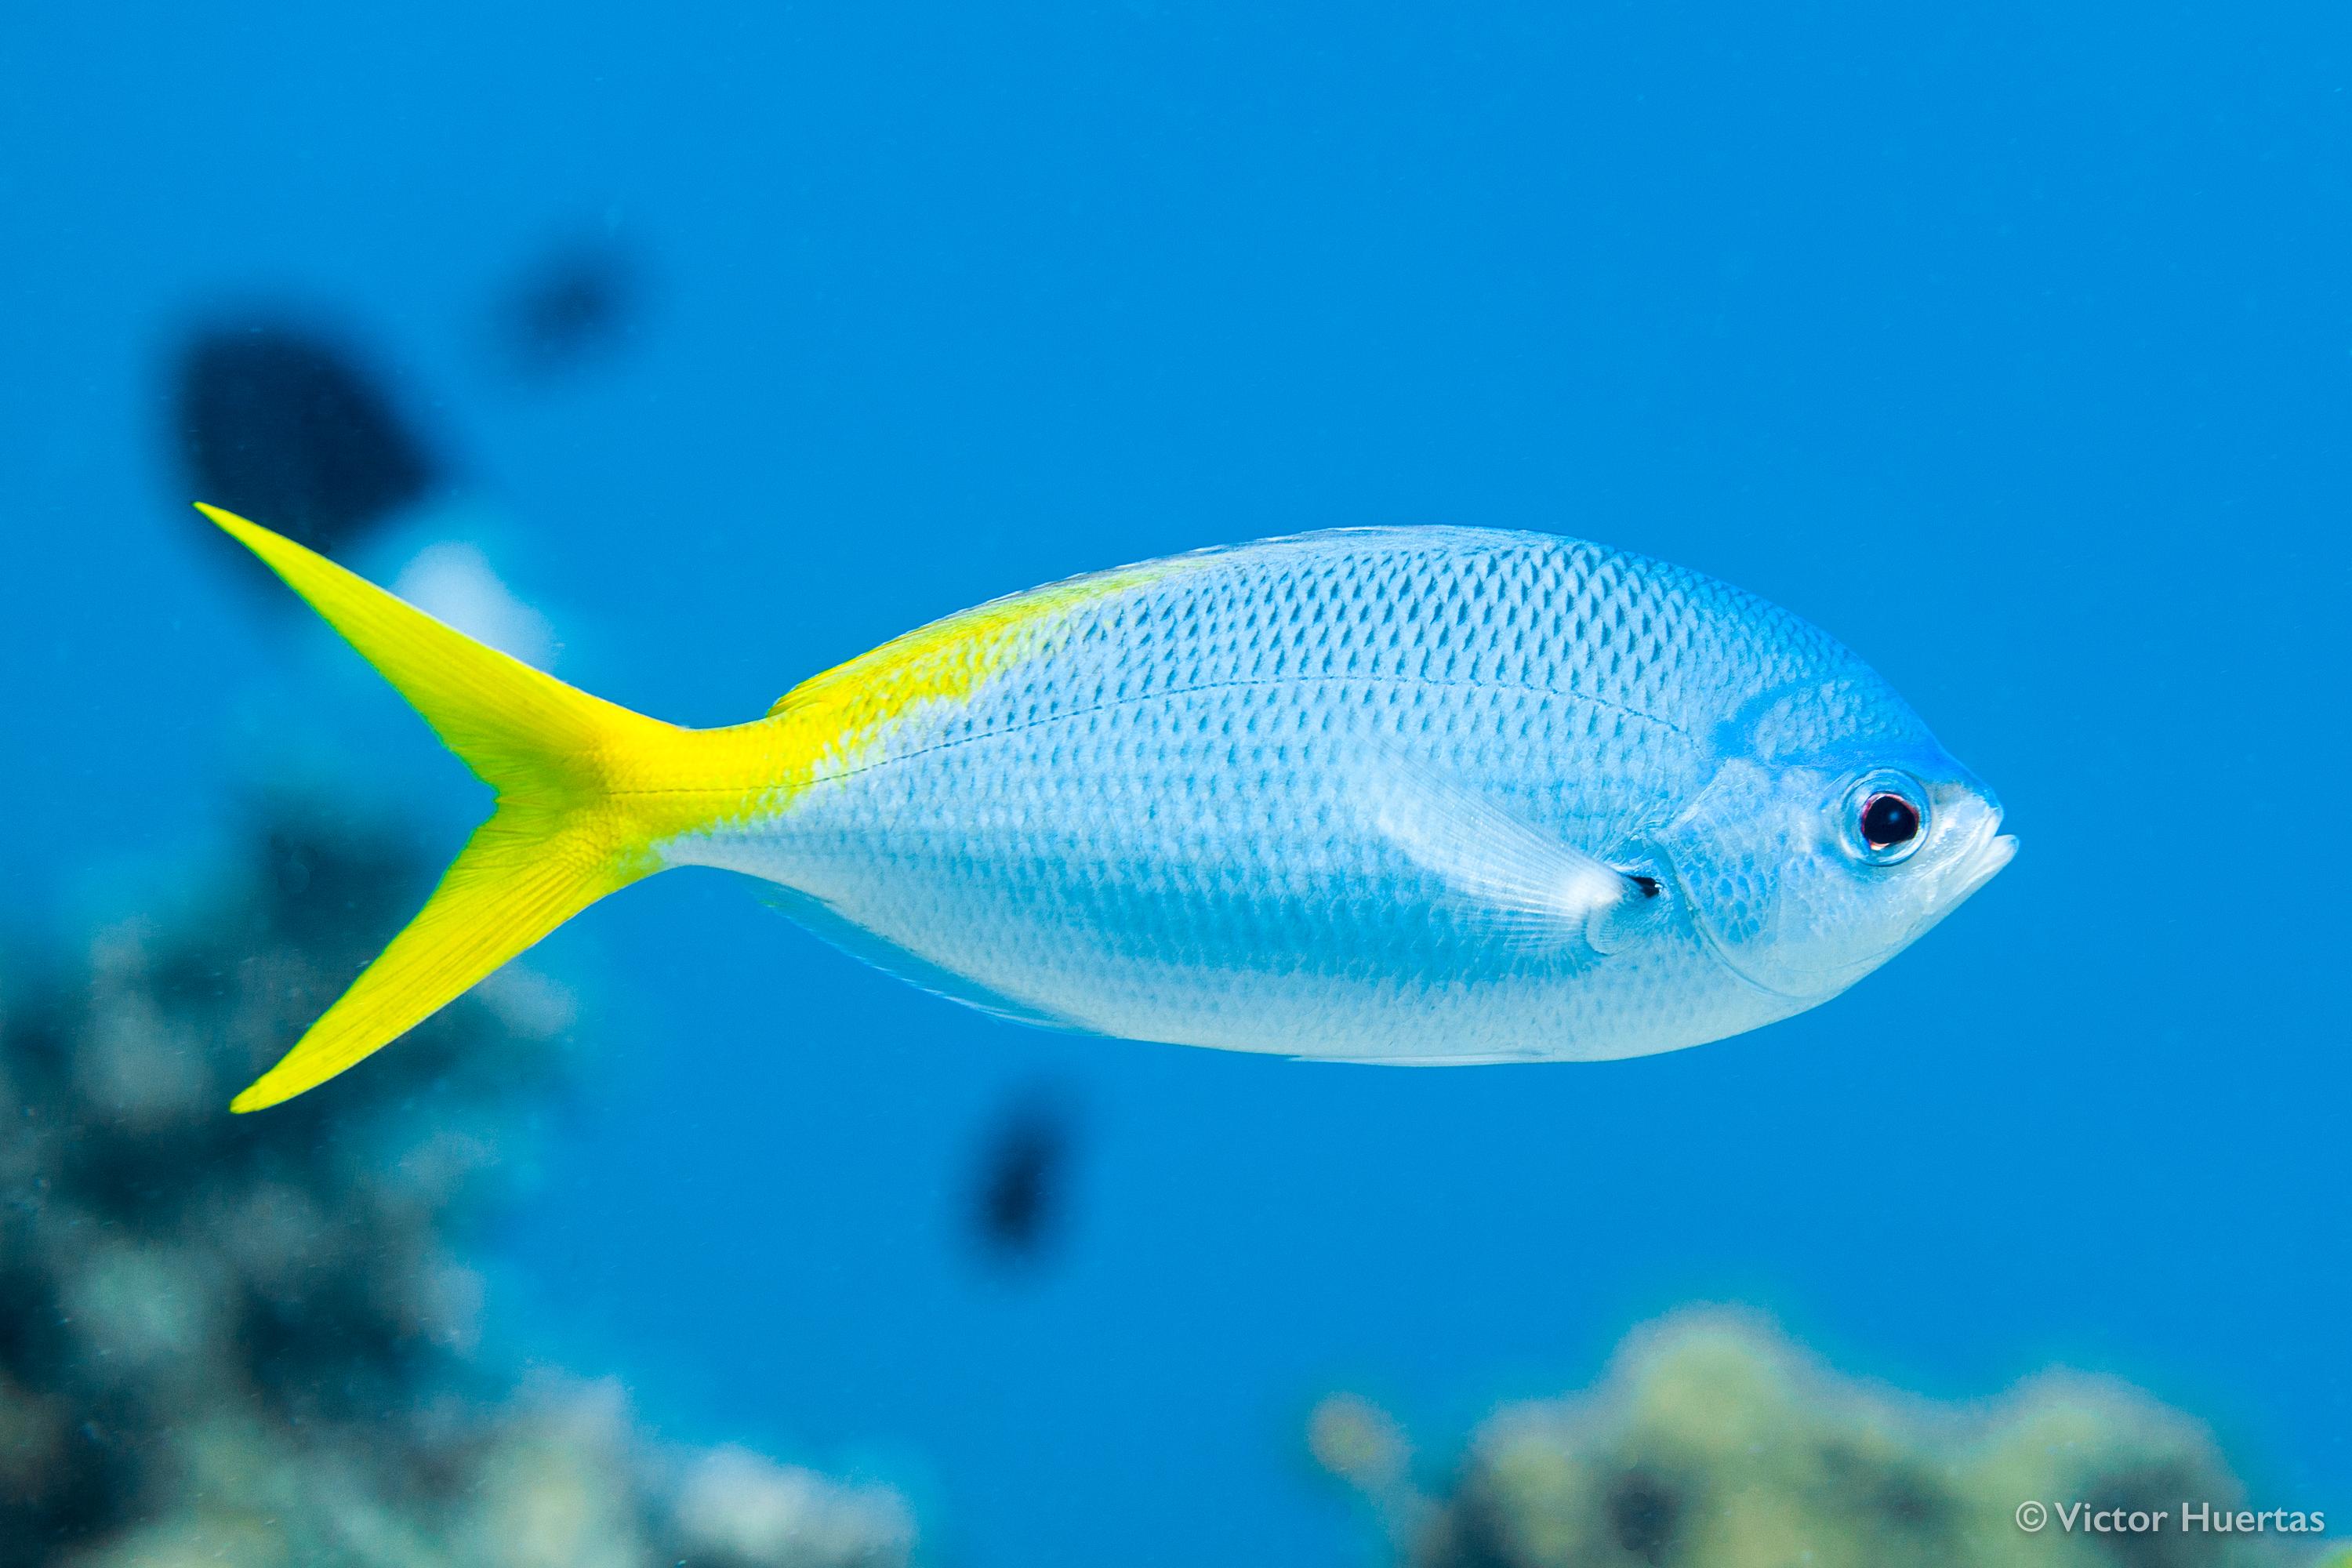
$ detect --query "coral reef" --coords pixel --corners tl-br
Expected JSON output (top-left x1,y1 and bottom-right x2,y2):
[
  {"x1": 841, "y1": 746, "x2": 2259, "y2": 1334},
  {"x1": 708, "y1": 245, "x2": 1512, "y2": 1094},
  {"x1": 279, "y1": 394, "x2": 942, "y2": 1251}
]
[
  {"x1": 1315, "y1": 1310, "x2": 2327, "y2": 1567},
  {"x1": 0, "y1": 798, "x2": 912, "y2": 1566}
]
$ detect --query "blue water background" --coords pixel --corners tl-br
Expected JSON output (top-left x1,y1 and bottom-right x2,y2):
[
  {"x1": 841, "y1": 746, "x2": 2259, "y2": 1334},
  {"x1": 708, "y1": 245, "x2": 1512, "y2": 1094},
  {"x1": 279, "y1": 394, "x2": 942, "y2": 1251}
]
[{"x1": 5, "y1": 5, "x2": 2347, "y2": 1563}]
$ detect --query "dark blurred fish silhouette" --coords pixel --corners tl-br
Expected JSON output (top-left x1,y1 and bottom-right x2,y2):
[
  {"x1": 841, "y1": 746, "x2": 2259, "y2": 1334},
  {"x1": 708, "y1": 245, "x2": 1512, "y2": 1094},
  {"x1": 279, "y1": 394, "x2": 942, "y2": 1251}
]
[
  {"x1": 499, "y1": 238, "x2": 640, "y2": 380},
  {"x1": 971, "y1": 1090, "x2": 1078, "y2": 1269},
  {"x1": 170, "y1": 312, "x2": 554, "y2": 666},
  {"x1": 174, "y1": 321, "x2": 440, "y2": 559}
]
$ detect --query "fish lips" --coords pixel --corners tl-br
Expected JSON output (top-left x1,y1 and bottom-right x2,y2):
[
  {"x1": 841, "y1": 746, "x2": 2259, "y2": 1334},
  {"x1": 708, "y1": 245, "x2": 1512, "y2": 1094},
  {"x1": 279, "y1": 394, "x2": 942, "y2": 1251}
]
[
  {"x1": 1866, "y1": 798, "x2": 2020, "y2": 969},
  {"x1": 1953, "y1": 828, "x2": 2019, "y2": 902}
]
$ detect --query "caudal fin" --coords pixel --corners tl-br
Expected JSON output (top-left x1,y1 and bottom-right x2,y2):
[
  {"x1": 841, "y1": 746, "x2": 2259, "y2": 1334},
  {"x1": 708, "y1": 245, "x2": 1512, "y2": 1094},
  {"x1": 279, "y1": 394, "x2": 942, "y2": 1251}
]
[{"x1": 201, "y1": 504, "x2": 762, "y2": 1112}]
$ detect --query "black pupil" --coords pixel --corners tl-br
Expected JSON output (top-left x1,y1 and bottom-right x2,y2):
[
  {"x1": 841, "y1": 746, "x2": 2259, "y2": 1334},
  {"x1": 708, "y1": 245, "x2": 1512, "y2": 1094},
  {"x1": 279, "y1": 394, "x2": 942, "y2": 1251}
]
[{"x1": 1860, "y1": 793, "x2": 1921, "y2": 849}]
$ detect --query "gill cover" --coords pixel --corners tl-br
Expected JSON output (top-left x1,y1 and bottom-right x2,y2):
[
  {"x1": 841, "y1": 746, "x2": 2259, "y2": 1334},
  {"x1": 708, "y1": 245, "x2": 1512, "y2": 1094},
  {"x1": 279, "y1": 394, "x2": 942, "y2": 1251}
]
[{"x1": 1661, "y1": 755, "x2": 1831, "y2": 999}]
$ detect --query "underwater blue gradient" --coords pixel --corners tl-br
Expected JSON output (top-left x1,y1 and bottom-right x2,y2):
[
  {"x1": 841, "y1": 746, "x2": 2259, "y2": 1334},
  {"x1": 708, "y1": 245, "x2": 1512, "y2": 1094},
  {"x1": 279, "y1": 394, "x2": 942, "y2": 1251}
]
[{"x1": 4, "y1": 5, "x2": 2347, "y2": 1564}]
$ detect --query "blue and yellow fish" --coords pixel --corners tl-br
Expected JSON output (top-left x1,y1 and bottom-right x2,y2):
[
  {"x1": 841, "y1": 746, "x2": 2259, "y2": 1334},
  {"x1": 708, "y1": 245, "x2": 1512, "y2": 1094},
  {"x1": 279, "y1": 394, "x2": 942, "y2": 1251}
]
[{"x1": 200, "y1": 505, "x2": 2013, "y2": 1112}]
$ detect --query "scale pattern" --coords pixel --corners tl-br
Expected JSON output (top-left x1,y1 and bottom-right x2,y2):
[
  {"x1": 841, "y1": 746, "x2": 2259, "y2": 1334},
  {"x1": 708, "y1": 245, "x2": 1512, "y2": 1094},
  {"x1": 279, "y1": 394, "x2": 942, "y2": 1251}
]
[{"x1": 677, "y1": 528, "x2": 1870, "y2": 1062}]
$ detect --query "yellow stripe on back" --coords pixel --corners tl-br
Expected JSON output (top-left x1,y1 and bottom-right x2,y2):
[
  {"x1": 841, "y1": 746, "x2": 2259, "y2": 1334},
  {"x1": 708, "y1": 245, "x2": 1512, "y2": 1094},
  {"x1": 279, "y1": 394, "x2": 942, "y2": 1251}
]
[{"x1": 754, "y1": 566, "x2": 1164, "y2": 798}]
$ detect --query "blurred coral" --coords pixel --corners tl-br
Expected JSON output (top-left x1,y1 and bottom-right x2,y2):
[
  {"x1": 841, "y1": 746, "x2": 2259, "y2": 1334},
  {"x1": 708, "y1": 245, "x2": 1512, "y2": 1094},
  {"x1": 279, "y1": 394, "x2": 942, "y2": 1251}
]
[
  {"x1": 1316, "y1": 1309, "x2": 2324, "y2": 1567},
  {"x1": 0, "y1": 797, "x2": 912, "y2": 1566}
]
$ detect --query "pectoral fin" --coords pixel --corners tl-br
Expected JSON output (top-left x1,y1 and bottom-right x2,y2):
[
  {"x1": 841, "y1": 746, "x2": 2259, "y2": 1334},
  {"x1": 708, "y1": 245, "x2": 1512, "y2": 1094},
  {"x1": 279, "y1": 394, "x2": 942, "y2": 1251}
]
[{"x1": 1358, "y1": 752, "x2": 1664, "y2": 955}]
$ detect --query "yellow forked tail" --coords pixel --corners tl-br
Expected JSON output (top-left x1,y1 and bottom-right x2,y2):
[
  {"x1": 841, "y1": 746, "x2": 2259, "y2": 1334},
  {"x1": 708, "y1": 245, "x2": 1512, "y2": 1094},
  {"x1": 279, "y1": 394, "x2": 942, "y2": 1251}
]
[{"x1": 201, "y1": 505, "x2": 773, "y2": 1112}]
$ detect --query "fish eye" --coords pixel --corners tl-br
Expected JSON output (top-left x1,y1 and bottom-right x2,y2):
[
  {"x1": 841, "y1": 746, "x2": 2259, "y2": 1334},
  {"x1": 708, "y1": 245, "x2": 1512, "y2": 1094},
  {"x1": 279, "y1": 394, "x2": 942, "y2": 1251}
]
[
  {"x1": 1838, "y1": 773, "x2": 1929, "y2": 866},
  {"x1": 1861, "y1": 793, "x2": 1919, "y2": 850}
]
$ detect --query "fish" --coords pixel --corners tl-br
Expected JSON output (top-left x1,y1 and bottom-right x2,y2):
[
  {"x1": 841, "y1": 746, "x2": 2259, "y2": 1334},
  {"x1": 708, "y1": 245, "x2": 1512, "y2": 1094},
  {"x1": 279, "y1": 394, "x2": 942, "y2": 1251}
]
[
  {"x1": 197, "y1": 505, "x2": 2016, "y2": 1112},
  {"x1": 499, "y1": 237, "x2": 639, "y2": 380},
  {"x1": 971, "y1": 1088, "x2": 1076, "y2": 1267},
  {"x1": 174, "y1": 321, "x2": 554, "y2": 666},
  {"x1": 176, "y1": 325, "x2": 438, "y2": 561}
]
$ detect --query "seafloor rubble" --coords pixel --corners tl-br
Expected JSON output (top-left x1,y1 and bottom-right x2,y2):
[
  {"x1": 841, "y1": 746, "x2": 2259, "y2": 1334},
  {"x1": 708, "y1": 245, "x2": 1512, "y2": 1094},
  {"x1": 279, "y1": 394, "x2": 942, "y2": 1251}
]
[
  {"x1": 0, "y1": 797, "x2": 912, "y2": 1567},
  {"x1": 1314, "y1": 1310, "x2": 2333, "y2": 1568}
]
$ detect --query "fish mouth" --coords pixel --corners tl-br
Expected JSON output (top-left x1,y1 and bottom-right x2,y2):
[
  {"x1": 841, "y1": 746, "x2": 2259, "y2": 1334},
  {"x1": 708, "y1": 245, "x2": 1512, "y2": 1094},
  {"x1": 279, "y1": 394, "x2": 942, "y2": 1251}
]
[
  {"x1": 1953, "y1": 830, "x2": 2018, "y2": 902},
  {"x1": 1907, "y1": 812, "x2": 2016, "y2": 938},
  {"x1": 1854, "y1": 816, "x2": 2017, "y2": 982},
  {"x1": 1938, "y1": 782, "x2": 2016, "y2": 902}
]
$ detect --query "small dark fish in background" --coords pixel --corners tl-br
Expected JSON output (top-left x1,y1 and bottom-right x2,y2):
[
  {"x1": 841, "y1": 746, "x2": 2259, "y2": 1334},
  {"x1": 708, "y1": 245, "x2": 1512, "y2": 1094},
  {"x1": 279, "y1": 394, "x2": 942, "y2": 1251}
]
[
  {"x1": 499, "y1": 238, "x2": 641, "y2": 380},
  {"x1": 172, "y1": 311, "x2": 554, "y2": 663},
  {"x1": 172, "y1": 321, "x2": 441, "y2": 561},
  {"x1": 970, "y1": 1089, "x2": 1079, "y2": 1269}
]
